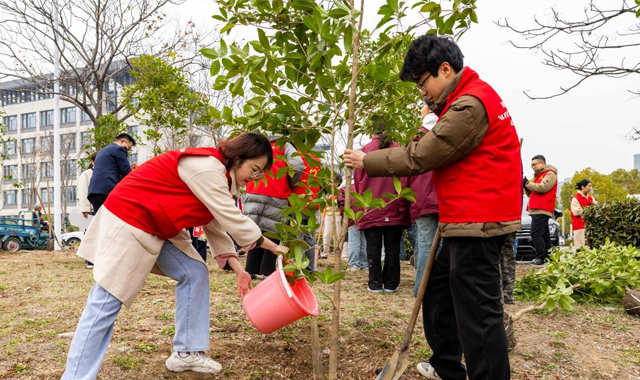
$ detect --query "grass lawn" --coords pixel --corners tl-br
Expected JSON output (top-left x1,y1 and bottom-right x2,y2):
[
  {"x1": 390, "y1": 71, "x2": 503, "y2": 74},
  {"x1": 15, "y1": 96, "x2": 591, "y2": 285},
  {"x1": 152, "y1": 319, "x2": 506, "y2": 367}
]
[{"x1": 0, "y1": 249, "x2": 639, "y2": 379}]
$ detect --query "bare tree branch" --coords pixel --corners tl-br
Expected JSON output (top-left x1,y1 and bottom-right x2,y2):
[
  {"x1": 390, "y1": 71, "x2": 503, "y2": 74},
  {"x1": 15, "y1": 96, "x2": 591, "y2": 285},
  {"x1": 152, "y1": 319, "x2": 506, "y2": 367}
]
[{"x1": 497, "y1": 0, "x2": 640, "y2": 99}]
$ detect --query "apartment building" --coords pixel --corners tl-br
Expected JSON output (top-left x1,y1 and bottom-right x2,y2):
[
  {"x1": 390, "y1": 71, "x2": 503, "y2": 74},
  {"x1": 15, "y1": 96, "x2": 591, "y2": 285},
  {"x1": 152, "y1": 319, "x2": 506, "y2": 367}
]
[{"x1": 0, "y1": 75, "x2": 149, "y2": 217}]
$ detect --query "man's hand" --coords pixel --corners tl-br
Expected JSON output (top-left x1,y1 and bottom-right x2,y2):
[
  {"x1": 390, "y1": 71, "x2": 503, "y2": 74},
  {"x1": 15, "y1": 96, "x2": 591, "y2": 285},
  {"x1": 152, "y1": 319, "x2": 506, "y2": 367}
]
[
  {"x1": 82, "y1": 212, "x2": 90, "y2": 219},
  {"x1": 131, "y1": 162, "x2": 139, "y2": 169},
  {"x1": 343, "y1": 149, "x2": 366, "y2": 169},
  {"x1": 236, "y1": 270, "x2": 253, "y2": 298}
]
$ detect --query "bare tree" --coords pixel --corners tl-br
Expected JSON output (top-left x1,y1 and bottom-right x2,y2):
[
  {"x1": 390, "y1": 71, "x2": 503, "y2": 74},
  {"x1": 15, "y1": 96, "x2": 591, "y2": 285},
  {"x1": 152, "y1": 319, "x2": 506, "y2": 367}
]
[
  {"x1": 498, "y1": 1, "x2": 640, "y2": 99},
  {"x1": 0, "y1": 0, "x2": 207, "y2": 127}
]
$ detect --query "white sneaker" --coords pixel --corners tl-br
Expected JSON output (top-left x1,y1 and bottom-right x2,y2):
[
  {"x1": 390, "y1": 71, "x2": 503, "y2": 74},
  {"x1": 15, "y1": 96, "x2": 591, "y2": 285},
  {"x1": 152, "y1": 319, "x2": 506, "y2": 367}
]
[
  {"x1": 165, "y1": 351, "x2": 222, "y2": 374},
  {"x1": 417, "y1": 362, "x2": 441, "y2": 379}
]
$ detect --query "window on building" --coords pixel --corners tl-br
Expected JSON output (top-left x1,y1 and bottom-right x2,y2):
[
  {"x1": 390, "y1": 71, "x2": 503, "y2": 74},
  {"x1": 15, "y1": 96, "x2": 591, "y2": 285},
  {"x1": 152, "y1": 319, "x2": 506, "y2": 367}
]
[
  {"x1": 62, "y1": 133, "x2": 77, "y2": 152},
  {"x1": 4, "y1": 116, "x2": 17, "y2": 132},
  {"x1": 3, "y1": 140, "x2": 16, "y2": 157},
  {"x1": 3, "y1": 165, "x2": 18, "y2": 180},
  {"x1": 40, "y1": 187, "x2": 54, "y2": 204},
  {"x1": 81, "y1": 106, "x2": 94, "y2": 122},
  {"x1": 22, "y1": 163, "x2": 36, "y2": 180},
  {"x1": 4, "y1": 190, "x2": 17, "y2": 206},
  {"x1": 21, "y1": 112, "x2": 36, "y2": 130},
  {"x1": 21, "y1": 188, "x2": 37, "y2": 207},
  {"x1": 128, "y1": 153, "x2": 138, "y2": 166},
  {"x1": 66, "y1": 186, "x2": 77, "y2": 202},
  {"x1": 63, "y1": 159, "x2": 77, "y2": 179},
  {"x1": 41, "y1": 161, "x2": 53, "y2": 178},
  {"x1": 81, "y1": 131, "x2": 93, "y2": 148},
  {"x1": 40, "y1": 136, "x2": 53, "y2": 153},
  {"x1": 61, "y1": 107, "x2": 76, "y2": 124},
  {"x1": 128, "y1": 125, "x2": 138, "y2": 136},
  {"x1": 41, "y1": 110, "x2": 54, "y2": 127},
  {"x1": 21, "y1": 138, "x2": 35, "y2": 155}
]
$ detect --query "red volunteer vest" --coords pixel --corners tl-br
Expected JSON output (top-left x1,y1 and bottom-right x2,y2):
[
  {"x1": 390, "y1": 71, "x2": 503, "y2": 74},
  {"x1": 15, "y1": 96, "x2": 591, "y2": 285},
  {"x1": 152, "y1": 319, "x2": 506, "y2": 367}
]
[
  {"x1": 570, "y1": 193, "x2": 594, "y2": 230},
  {"x1": 432, "y1": 67, "x2": 522, "y2": 223},
  {"x1": 245, "y1": 142, "x2": 291, "y2": 199},
  {"x1": 528, "y1": 170, "x2": 558, "y2": 213},
  {"x1": 104, "y1": 147, "x2": 228, "y2": 240}
]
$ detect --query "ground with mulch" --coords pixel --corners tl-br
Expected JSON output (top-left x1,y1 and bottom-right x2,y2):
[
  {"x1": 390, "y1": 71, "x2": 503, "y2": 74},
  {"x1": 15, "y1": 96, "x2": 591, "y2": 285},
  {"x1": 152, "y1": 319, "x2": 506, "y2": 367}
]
[{"x1": 1, "y1": 249, "x2": 639, "y2": 379}]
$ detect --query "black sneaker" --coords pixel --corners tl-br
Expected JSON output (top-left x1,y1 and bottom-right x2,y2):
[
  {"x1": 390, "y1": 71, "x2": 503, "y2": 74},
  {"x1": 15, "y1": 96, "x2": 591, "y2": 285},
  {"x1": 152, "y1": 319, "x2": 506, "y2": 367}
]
[{"x1": 531, "y1": 258, "x2": 546, "y2": 266}]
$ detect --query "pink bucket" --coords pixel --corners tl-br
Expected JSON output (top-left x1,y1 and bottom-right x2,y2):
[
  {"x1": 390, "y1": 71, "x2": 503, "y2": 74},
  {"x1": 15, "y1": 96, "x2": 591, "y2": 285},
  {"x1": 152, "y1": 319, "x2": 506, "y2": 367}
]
[{"x1": 243, "y1": 256, "x2": 319, "y2": 334}]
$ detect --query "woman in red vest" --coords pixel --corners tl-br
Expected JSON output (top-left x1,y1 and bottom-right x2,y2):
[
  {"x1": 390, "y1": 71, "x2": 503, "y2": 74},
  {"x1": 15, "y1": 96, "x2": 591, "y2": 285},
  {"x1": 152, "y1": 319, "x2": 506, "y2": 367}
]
[
  {"x1": 571, "y1": 179, "x2": 596, "y2": 249},
  {"x1": 61, "y1": 133, "x2": 288, "y2": 380}
]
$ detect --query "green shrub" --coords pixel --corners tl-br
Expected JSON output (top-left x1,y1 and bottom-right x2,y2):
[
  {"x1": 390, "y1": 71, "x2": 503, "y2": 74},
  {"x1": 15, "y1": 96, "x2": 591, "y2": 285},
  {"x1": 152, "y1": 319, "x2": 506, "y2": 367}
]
[
  {"x1": 515, "y1": 241, "x2": 640, "y2": 309},
  {"x1": 583, "y1": 198, "x2": 640, "y2": 247}
]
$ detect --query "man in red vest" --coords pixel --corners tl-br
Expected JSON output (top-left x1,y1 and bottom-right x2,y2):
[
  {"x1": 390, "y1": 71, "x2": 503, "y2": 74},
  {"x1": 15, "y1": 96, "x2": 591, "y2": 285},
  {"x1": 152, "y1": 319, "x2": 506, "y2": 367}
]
[
  {"x1": 524, "y1": 155, "x2": 558, "y2": 265},
  {"x1": 344, "y1": 35, "x2": 520, "y2": 380}
]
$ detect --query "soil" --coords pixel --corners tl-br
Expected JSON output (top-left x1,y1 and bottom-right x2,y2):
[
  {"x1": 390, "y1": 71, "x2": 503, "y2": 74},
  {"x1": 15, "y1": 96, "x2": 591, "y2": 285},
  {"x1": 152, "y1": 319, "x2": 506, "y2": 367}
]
[{"x1": 0, "y1": 249, "x2": 639, "y2": 379}]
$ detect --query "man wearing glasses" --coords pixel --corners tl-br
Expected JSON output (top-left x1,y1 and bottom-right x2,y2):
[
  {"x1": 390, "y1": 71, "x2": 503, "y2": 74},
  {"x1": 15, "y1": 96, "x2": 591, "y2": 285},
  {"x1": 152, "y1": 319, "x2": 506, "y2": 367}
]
[
  {"x1": 524, "y1": 155, "x2": 558, "y2": 266},
  {"x1": 344, "y1": 35, "x2": 520, "y2": 380}
]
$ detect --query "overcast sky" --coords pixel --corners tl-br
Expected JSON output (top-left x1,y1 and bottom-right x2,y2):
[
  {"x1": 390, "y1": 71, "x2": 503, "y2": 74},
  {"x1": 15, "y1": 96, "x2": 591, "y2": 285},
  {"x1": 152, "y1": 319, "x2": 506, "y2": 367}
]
[{"x1": 171, "y1": 0, "x2": 640, "y2": 179}]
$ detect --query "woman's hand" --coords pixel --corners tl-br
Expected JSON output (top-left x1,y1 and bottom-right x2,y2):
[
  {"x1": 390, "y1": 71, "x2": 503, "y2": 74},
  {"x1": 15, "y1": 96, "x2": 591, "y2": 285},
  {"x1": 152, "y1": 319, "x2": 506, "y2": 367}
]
[
  {"x1": 343, "y1": 149, "x2": 366, "y2": 169},
  {"x1": 273, "y1": 245, "x2": 289, "y2": 255},
  {"x1": 236, "y1": 269, "x2": 253, "y2": 298}
]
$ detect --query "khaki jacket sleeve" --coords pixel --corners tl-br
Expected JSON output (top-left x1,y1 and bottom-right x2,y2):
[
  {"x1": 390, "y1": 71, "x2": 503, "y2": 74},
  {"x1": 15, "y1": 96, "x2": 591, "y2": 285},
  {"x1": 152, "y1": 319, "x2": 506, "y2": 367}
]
[
  {"x1": 202, "y1": 218, "x2": 236, "y2": 258},
  {"x1": 525, "y1": 172, "x2": 557, "y2": 194},
  {"x1": 178, "y1": 156, "x2": 262, "y2": 247},
  {"x1": 570, "y1": 196, "x2": 583, "y2": 217},
  {"x1": 363, "y1": 96, "x2": 488, "y2": 177}
]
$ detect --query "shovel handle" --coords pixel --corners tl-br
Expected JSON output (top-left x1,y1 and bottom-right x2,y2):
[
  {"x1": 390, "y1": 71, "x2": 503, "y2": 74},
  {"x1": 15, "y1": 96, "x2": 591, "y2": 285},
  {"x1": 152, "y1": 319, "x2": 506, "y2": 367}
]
[{"x1": 400, "y1": 228, "x2": 441, "y2": 350}]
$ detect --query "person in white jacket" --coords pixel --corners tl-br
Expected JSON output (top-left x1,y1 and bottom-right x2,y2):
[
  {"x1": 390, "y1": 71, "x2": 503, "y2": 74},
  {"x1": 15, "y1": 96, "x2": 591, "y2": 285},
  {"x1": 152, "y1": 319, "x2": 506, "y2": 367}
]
[{"x1": 77, "y1": 153, "x2": 97, "y2": 218}]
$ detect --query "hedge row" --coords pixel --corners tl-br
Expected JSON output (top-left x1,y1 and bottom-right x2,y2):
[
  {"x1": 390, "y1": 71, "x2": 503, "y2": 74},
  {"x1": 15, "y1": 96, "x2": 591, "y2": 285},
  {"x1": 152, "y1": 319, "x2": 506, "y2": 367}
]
[{"x1": 583, "y1": 198, "x2": 640, "y2": 247}]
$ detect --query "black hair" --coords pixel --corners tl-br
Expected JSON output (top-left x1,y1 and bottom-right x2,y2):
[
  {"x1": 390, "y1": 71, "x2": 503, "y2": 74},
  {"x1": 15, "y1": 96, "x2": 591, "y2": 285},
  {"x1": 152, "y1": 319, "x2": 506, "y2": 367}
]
[
  {"x1": 217, "y1": 132, "x2": 273, "y2": 171},
  {"x1": 399, "y1": 34, "x2": 464, "y2": 82},
  {"x1": 575, "y1": 179, "x2": 591, "y2": 190},
  {"x1": 370, "y1": 115, "x2": 392, "y2": 149},
  {"x1": 334, "y1": 172, "x2": 343, "y2": 185},
  {"x1": 115, "y1": 133, "x2": 136, "y2": 146},
  {"x1": 531, "y1": 155, "x2": 546, "y2": 163}
]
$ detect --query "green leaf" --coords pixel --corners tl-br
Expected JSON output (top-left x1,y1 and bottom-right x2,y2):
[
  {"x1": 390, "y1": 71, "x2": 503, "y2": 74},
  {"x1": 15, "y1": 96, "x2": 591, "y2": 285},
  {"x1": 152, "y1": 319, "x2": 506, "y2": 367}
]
[
  {"x1": 257, "y1": 28, "x2": 270, "y2": 50},
  {"x1": 200, "y1": 48, "x2": 218, "y2": 59},
  {"x1": 344, "y1": 208, "x2": 356, "y2": 220},
  {"x1": 394, "y1": 177, "x2": 402, "y2": 194},
  {"x1": 220, "y1": 23, "x2": 236, "y2": 34},
  {"x1": 209, "y1": 60, "x2": 221, "y2": 76},
  {"x1": 219, "y1": 39, "x2": 228, "y2": 56},
  {"x1": 328, "y1": 8, "x2": 349, "y2": 18}
]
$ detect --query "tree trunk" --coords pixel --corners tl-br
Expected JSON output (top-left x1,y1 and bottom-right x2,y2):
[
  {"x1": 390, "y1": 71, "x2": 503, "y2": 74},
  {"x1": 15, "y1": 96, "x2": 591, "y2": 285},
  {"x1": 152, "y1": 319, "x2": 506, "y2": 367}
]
[
  {"x1": 328, "y1": 1, "x2": 365, "y2": 378},
  {"x1": 310, "y1": 316, "x2": 323, "y2": 379}
]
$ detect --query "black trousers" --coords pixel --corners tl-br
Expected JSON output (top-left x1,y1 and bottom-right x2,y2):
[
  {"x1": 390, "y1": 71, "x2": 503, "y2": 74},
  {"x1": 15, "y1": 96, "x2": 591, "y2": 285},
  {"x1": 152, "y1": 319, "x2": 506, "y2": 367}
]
[
  {"x1": 88, "y1": 193, "x2": 108, "y2": 214},
  {"x1": 245, "y1": 235, "x2": 278, "y2": 276},
  {"x1": 364, "y1": 225, "x2": 404, "y2": 290},
  {"x1": 423, "y1": 236, "x2": 510, "y2": 380},
  {"x1": 530, "y1": 214, "x2": 551, "y2": 261}
]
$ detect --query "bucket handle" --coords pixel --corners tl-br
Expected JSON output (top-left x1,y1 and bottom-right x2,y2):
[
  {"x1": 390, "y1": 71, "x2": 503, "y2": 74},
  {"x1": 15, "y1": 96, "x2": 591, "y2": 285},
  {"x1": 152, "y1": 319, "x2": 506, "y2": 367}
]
[{"x1": 277, "y1": 255, "x2": 294, "y2": 298}]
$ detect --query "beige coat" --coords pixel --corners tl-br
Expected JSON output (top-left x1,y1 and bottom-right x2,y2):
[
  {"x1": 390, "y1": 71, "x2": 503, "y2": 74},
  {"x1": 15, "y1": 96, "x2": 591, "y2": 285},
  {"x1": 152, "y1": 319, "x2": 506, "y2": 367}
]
[
  {"x1": 77, "y1": 156, "x2": 262, "y2": 308},
  {"x1": 77, "y1": 168, "x2": 93, "y2": 214}
]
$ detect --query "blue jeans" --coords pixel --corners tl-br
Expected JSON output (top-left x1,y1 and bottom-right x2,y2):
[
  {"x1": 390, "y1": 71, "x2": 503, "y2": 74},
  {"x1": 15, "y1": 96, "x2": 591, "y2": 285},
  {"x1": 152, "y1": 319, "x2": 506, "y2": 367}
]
[
  {"x1": 399, "y1": 224, "x2": 417, "y2": 260},
  {"x1": 61, "y1": 241, "x2": 210, "y2": 380},
  {"x1": 413, "y1": 214, "x2": 439, "y2": 297},
  {"x1": 347, "y1": 226, "x2": 367, "y2": 269}
]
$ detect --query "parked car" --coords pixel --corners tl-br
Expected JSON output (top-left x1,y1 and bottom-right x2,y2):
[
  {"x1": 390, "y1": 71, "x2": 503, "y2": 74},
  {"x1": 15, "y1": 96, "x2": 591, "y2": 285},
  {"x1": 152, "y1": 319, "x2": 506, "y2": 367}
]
[
  {"x1": 515, "y1": 195, "x2": 562, "y2": 261},
  {"x1": 61, "y1": 231, "x2": 84, "y2": 248}
]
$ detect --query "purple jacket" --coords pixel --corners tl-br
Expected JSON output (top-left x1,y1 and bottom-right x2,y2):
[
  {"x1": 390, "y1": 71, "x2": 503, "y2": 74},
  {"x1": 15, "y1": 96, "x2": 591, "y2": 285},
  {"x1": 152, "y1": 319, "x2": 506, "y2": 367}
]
[
  {"x1": 354, "y1": 137, "x2": 411, "y2": 230},
  {"x1": 407, "y1": 127, "x2": 438, "y2": 223}
]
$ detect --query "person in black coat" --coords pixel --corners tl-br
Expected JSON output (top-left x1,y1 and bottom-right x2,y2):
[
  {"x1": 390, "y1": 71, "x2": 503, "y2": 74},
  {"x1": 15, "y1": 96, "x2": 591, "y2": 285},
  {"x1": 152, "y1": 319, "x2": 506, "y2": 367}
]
[{"x1": 88, "y1": 133, "x2": 136, "y2": 212}]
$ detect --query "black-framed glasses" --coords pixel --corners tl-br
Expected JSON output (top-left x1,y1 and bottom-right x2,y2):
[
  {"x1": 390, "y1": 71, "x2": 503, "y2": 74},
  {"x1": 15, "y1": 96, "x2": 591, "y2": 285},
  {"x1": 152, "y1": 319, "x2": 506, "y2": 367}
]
[{"x1": 416, "y1": 73, "x2": 432, "y2": 91}]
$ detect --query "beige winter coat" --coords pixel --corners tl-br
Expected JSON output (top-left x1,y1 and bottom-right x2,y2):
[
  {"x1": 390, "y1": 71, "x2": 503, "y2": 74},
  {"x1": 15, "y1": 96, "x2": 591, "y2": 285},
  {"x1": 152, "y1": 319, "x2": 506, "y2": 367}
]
[
  {"x1": 77, "y1": 156, "x2": 262, "y2": 308},
  {"x1": 77, "y1": 168, "x2": 93, "y2": 214}
]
